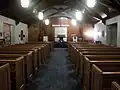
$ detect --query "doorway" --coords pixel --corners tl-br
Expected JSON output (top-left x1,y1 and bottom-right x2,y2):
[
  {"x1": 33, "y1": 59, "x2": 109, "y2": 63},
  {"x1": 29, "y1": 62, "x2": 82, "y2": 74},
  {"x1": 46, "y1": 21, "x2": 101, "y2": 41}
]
[{"x1": 107, "y1": 23, "x2": 117, "y2": 46}]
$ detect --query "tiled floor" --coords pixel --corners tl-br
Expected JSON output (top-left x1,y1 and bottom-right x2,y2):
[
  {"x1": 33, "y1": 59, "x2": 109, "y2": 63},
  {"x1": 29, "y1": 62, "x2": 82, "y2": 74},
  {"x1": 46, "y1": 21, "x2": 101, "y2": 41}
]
[{"x1": 25, "y1": 48, "x2": 81, "y2": 90}]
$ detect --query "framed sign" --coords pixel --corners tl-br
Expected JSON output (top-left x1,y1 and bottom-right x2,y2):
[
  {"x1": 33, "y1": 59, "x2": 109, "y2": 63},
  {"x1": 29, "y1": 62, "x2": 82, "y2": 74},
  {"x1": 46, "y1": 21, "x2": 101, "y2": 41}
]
[{"x1": 3, "y1": 23, "x2": 11, "y2": 45}]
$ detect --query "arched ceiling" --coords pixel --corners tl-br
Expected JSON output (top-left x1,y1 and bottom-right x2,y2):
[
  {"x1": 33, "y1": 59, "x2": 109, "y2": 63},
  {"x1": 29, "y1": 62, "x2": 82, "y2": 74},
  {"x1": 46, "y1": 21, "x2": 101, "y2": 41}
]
[{"x1": 0, "y1": 0, "x2": 120, "y2": 24}]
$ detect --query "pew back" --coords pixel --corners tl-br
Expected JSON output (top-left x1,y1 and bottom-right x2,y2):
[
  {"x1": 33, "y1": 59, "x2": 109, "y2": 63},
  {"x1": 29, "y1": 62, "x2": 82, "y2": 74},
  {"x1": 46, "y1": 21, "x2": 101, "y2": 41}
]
[
  {"x1": 112, "y1": 82, "x2": 120, "y2": 90},
  {"x1": 83, "y1": 55, "x2": 120, "y2": 90},
  {"x1": 0, "y1": 56, "x2": 25, "y2": 90},
  {"x1": 0, "y1": 63, "x2": 10, "y2": 90},
  {"x1": 92, "y1": 63, "x2": 120, "y2": 90}
]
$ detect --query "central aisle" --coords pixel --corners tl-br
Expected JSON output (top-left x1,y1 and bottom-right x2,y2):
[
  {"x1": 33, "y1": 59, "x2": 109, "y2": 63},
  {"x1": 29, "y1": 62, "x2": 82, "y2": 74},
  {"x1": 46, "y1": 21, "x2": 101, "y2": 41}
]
[{"x1": 26, "y1": 48, "x2": 81, "y2": 90}]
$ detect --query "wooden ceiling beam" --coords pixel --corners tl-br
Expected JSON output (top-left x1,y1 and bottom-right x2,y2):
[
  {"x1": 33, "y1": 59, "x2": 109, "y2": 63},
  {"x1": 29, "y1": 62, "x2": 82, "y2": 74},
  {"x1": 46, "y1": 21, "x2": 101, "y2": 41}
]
[
  {"x1": 44, "y1": 7, "x2": 70, "y2": 19},
  {"x1": 99, "y1": 0, "x2": 120, "y2": 13}
]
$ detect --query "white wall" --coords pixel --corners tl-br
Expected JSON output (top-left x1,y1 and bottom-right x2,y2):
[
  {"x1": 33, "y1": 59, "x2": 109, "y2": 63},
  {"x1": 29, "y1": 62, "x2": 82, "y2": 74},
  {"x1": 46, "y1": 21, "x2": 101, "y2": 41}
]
[
  {"x1": 0, "y1": 15, "x2": 15, "y2": 32},
  {"x1": 106, "y1": 15, "x2": 120, "y2": 46},
  {"x1": 15, "y1": 22, "x2": 28, "y2": 44},
  {"x1": 0, "y1": 15, "x2": 28, "y2": 44},
  {"x1": 94, "y1": 21, "x2": 107, "y2": 44},
  {"x1": 95, "y1": 15, "x2": 120, "y2": 46},
  {"x1": 55, "y1": 27, "x2": 67, "y2": 42}
]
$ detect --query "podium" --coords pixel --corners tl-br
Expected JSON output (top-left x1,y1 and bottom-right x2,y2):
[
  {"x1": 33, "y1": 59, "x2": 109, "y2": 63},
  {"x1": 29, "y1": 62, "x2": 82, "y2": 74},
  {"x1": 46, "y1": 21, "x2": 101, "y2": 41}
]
[
  {"x1": 57, "y1": 35, "x2": 66, "y2": 42},
  {"x1": 54, "y1": 35, "x2": 67, "y2": 48}
]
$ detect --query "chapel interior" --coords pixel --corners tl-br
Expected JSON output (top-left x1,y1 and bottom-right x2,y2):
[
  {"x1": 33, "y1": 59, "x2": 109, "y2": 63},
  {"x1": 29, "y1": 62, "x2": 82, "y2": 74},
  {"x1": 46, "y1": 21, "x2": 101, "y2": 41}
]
[{"x1": 0, "y1": 0, "x2": 120, "y2": 90}]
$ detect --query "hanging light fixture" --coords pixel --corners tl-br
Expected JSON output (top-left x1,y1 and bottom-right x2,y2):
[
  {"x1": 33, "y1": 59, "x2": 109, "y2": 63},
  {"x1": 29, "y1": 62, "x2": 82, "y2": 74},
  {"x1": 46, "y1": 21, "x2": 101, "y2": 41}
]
[
  {"x1": 76, "y1": 11, "x2": 82, "y2": 21},
  {"x1": 87, "y1": 0, "x2": 96, "y2": 8},
  {"x1": 38, "y1": 12, "x2": 44, "y2": 20},
  {"x1": 45, "y1": 19, "x2": 50, "y2": 25},
  {"x1": 33, "y1": 9, "x2": 37, "y2": 14},
  {"x1": 71, "y1": 19, "x2": 77, "y2": 26},
  {"x1": 21, "y1": 0, "x2": 30, "y2": 8},
  {"x1": 100, "y1": 13, "x2": 107, "y2": 19}
]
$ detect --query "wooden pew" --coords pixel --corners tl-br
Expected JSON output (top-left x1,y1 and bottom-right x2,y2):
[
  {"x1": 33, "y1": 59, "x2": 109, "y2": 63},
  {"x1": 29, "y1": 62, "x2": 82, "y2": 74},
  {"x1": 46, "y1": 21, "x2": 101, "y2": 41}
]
[
  {"x1": 71, "y1": 44, "x2": 115, "y2": 49},
  {"x1": 25, "y1": 44, "x2": 48, "y2": 64},
  {"x1": 75, "y1": 49, "x2": 120, "y2": 74},
  {"x1": 78, "y1": 48, "x2": 120, "y2": 52},
  {"x1": 68, "y1": 42, "x2": 87, "y2": 55},
  {"x1": 69, "y1": 46, "x2": 118, "y2": 63},
  {"x1": 33, "y1": 44, "x2": 49, "y2": 63},
  {"x1": 73, "y1": 48, "x2": 120, "y2": 71},
  {"x1": 111, "y1": 82, "x2": 120, "y2": 90},
  {"x1": 0, "y1": 51, "x2": 33, "y2": 83},
  {"x1": 6, "y1": 43, "x2": 50, "y2": 67},
  {"x1": 0, "y1": 43, "x2": 51, "y2": 89},
  {"x1": 0, "y1": 55, "x2": 25, "y2": 90},
  {"x1": 83, "y1": 55, "x2": 120, "y2": 90},
  {"x1": 9, "y1": 44, "x2": 48, "y2": 65},
  {"x1": 0, "y1": 47, "x2": 38, "y2": 72},
  {"x1": 81, "y1": 52, "x2": 120, "y2": 55},
  {"x1": 0, "y1": 63, "x2": 10, "y2": 90},
  {"x1": 91, "y1": 63, "x2": 120, "y2": 90},
  {"x1": 18, "y1": 44, "x2": 48, "y2": 65},
  {"x1": 27, "y1": 41, "x2": 54, "y2": 52},
  {"x1": 76, "y1": 51, "x2": 120, "y2": 75},
  {"x1": 23, "y1": 43, "x2": 50, "y2": 64},
  {"x1": 69, "y1": 45, "x2": 114, "y2": 69}
]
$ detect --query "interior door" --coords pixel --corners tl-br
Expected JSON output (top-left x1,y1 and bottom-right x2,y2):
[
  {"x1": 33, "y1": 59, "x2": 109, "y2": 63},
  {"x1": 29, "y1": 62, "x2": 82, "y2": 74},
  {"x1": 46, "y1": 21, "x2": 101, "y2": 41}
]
[{"x1": 107, "y1": 23, "x2": 117, "y2": 46}]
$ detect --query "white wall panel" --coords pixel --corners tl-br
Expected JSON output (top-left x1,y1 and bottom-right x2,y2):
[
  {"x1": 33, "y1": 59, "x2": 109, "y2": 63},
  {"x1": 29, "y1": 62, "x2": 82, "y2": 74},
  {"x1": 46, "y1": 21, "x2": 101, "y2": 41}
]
[{"x1": 0, "y1": 15, "x2": 28, "y2": 44}]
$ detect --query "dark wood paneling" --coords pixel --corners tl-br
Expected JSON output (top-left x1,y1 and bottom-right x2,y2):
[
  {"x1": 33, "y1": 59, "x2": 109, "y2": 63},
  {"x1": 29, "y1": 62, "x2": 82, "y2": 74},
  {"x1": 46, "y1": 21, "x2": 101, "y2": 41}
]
[{"x1": 28, "y1": 18, "x2": 93, "y2": 42}]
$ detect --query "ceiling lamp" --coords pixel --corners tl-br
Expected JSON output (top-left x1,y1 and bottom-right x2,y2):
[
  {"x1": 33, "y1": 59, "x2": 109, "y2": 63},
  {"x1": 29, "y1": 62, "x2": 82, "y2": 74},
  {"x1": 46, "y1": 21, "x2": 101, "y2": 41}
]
[
  {"x1": 21, "y1": 0, "x2": 30, "y2": 8},
  {"x1": 76, "y1": 11, "x2": 82, "y2": 21},
  {"x1": 100, "y1": 13, "x2": 107, "y2": 19},
  {"x1": 45, "y1": 19, "x2": 50, "y2": 25},
  {"x1": 59, "y1": 17, "x2": 68, "y2": 20},
  {"x1": 38, "y1": 12, "x2": 44, "y2": 20},
  {"x1": 33, "y1": 9, "x2": 37, "y2": 14},
  {"x1": 71, "y1": 19, "x2": 77, "y2": 26},
  {"x1": 87, "y1": 0, "x2": 96, "y2": 8}
]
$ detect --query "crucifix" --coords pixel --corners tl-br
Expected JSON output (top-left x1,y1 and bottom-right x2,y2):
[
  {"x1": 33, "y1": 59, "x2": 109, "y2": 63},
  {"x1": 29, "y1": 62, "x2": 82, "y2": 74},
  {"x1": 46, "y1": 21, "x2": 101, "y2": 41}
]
[{"x1": 19, "y1": 30, "x2": 25, "y2": 43}]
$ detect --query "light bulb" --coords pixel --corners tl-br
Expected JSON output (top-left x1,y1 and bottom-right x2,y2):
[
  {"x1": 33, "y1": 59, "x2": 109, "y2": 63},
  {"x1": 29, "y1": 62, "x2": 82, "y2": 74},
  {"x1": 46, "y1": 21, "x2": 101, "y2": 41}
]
[
  {"x1": 87, "y1": 0, "x2": 96, "y2": 8},
  {"x1": 38, "y1": 12, "x2": 44, "y2": 20},
  {"x1": 21, "y1": 0, "x2": 30, "y2": 8},
  {"x1": 45, "y1": 19, "x2": 49, "y2": 25},
  {"x1": 76, "y1": 11, "x2": 82, "y2": 21}
]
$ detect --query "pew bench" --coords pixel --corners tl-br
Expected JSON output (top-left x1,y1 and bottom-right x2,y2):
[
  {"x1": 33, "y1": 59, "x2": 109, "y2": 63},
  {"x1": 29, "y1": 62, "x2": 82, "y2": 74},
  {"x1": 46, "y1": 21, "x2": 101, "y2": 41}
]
[
  {"x1": 91, "y1": 63, "x2": 120, "y2": 90},
  {"x1": 0, "y1": 63, "x2": 10, "y2": 90},
  {"x1": 69, "y1": 45, "x2": 118, "y2": 64},
  {"x1": 27, "y1": 41, "x2": 54, "y2": 52},
  {"x1": 111, "y1": 82, "x2": 120, "y2": 90},
  {"x1": 75, "y1": 49, "x2": 120, "y2": 74},
  {"x1": 0, "y1": 47, "x2": 38, "y2": 73},
  {"x1": 0, "y1": 43, "x2": 52, "y2": 90},
  {"x1": 0, "y1": 51, "x2": 33, "y2": 83},
  {"x1": 83, "y1": 55, "x2": 120, "y2": 90},
  {"x1": 0, "y1": 55, "x2": 25, "y2": 90},
  {"x1": 10, "y1": 44, "x2": 49, "y2": 65},
  {"x1": 72, "y1": 48, "x2": 120, "y2": 74},
  {"x1": 76, "y1": 51, "x2": 120, "y2": 75}
]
